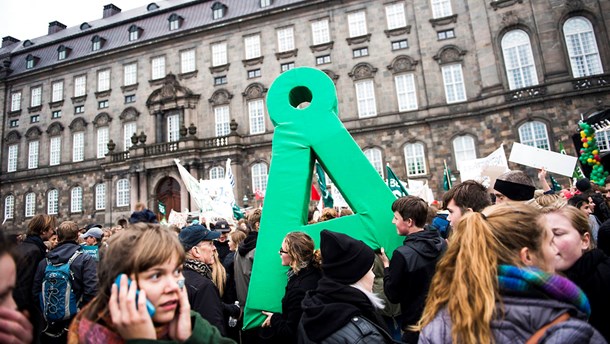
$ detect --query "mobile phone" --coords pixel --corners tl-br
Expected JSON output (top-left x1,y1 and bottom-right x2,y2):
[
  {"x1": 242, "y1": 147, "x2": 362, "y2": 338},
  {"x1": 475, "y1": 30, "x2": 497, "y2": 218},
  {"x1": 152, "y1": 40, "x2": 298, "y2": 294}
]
[{"x1": 114, "y1": 274, "x2": 156, "y2": 317}]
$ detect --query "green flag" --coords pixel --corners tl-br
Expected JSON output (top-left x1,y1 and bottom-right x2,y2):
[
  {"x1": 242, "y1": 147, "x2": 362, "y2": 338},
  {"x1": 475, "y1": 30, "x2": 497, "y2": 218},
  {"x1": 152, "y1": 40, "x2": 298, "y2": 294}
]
[
  {"x1": 386, "y1": 164, "x2": 408, "y2": 198},
  {"x1": 232, "y1": 203, "x2": 245, "y2": 220},
  {"x1": 550, "y1": 175, "x2": 562, "y2": 192},
  {"x1": 443, "y1": 165, "x2": 454, "y2": 191},
  {"x1": 158, "y1": 201, "x2": 166, "y2": 215},
  {"x1": 315, "y1": 161, "x2": 334, "y2": 208},
  {"x1": 559, "y1": 141, "x2": 584, "y2": 179}
]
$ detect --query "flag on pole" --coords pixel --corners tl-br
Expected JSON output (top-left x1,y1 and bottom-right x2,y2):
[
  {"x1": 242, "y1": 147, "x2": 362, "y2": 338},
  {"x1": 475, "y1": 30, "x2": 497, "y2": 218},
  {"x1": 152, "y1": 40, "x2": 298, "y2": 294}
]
[
  {"x1": 232, "y1": 204, "x2": 245, "y2": 219},
  {"x1": 311, "y1": 183, "x2": 321, "y2": 201},
  {"x1": 225, "y1": 158, "x2": 236, "y2": 188},
  {"x1": 386, "y1": 164, "x2": 408, "y2": 198},
  {"x1": 315, "y1": 162, "x2": 334, "y2": 208},
  {"x1": 158, "y1": 201, "x2": 166, "y2": 215},
  {"x1": 443, "y1": 160, "x2": 454, "y2": 191},
  {"x1": 550, "y1": 175, "x2": 562, "y2": 192},
  {"x1": 559, "y1": 141, "x2": 584, "y2": 179}
]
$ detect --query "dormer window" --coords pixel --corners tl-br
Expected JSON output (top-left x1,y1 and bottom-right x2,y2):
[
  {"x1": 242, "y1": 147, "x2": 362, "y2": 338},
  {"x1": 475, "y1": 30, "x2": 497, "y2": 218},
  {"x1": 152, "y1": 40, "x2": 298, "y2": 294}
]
[
  {"x1": 80, "y1": 22, "x2": 92, "y2": 30},
  {"x1": 128, "y1": 25, "x2": 142, "y2": 41},
  {"x1": 260, "y1": 0, "x2": 272, "y2": 7},
  {"x1": 57, "y1": 45, "x2": 71, "y2": 60},
  {"x1": 147, "y1": 2, "x2": 159, "y2": 11},
  {"x1": 212, "y1": 2, "x2": 227, "y2": 20},
  {"x1": 92, "y1": 35, "x2": 105, "y2": 51},
  {"x1": 168, "y1": 13, "x2": 183, "y2": 31},
  {"x1": 25, "y1": 54, "x2": 39, "y2": 69},
  {"x1": 23, "y1": 39, "x2": 34, "y2": 47}
]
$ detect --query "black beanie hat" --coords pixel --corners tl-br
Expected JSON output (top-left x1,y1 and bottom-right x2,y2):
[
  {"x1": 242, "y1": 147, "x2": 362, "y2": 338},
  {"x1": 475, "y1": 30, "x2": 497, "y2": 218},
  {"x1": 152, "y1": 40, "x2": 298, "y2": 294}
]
[
  {"x1": 575, "y1": 178, "x2": 592, "y2": 193},
  {"x1": 320, "y1": 229, "x2": 375, "y2": 285}
]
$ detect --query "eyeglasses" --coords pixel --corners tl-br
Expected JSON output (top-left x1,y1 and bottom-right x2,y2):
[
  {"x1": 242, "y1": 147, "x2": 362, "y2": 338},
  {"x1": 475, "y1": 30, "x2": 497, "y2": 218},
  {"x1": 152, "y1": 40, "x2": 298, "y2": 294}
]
[{"x1": 279, "y1": 249, "x2": 288, "y2": 255}]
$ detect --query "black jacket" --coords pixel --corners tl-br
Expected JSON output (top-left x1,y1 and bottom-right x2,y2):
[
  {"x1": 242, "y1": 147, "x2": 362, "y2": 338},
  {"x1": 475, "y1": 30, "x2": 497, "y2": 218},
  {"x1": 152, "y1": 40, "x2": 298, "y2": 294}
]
[
  {"x1": 15, "y1": 235, "x2": 47, "y2": 311},
  {"x1": 383, "y1": 228, "x2": 446, "y2": 338},
  {"x1": 33, "y1": 241, "x2": 99, "y2": 308},
  {"x1": 565, "y1": 249, "x2": 610, "y2": 342},
  {"x1": 260, "y1": 265, "x2": 322, "y2": 344},
  {"x1": 183, "y1": 267, "x2": 227, "y2": 336},
  {"x1": 298, "y1": 277, "x2": 394, "y2": 344},
  {"x1": 597, "y1": 219, "x2": 610, "y2": 257}
]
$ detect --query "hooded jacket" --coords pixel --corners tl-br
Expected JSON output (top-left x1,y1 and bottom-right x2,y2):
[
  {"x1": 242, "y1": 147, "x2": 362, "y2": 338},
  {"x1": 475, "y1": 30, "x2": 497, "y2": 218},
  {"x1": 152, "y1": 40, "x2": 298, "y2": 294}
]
[
  {"x1": 183, "y1": 266, "x2": 226, "y2": 336},
  {"x1": 383, "y1": 228, "x2": 446, "y2": 336},
  {"x1": 234, "y1": 231, "x2": 257, "y2": 306}
]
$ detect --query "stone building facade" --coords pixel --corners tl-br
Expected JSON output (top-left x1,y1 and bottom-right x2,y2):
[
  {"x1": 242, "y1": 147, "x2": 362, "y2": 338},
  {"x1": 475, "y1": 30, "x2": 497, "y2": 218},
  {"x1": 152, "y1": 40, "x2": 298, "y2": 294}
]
[{"x1": 0, "y1": 0, "x2": 609, "y2": 233}]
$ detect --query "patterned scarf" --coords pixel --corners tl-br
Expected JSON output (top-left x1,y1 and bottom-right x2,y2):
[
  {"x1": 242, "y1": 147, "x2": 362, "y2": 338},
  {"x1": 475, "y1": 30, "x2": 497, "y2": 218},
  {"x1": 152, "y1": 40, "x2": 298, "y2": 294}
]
[
  {"x1": 184, "y1": 258, "x2": 212, "y2": 280},
  {"x1": 497, "y1": 265, "x2": 591, "y2": 316}
]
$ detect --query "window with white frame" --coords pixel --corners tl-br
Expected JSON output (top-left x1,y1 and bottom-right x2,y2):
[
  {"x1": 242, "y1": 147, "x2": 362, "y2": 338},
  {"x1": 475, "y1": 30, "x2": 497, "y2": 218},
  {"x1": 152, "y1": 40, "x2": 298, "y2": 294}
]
[
  {"x1": 117, "y1": 179, "x2": 130, "y2": 207},
  {"x1": 25, "y1": 192, "x2": 36, "y2": 217},
  {"x1": 248, "y1": 99, "x2": 265, "y2": 134},
  {"x1": 386, "y1": 3, "x2": 407, "y2": 30},
  {"x1": 73, "y1": 132, "x2": 84, "y2": 162},
  {"x1": 519, "y1": 121, "x2": 550, "y2": 150},
  {"x1": 5, "y1": 195, "x2": 14, "y2": 219},
  {"x1": 11, "y1": 92, "x2": 21, "y2": 112},
  {"x1": 501, "y1": 30, "x2": 538, "y2": 90},
  {"x1": 71, "y1": 187, "x2": 82, "y2": 213},
  {"x1": 311, "y1": 19, "x2": 330, "y2": 45},
  {"x1": 431, "y1": 0, "x2": 452, "y2": 19},
  {"x1": 441, "y1": 64, "x2": 467, "y2": 103},
  {"x1": 277, "y1": 27, "x2": 295, "y2": 52},
  {"x1": 251, "y1": 163, "x2": 268, "y2": 195},
  {"x1": 260, "y1": 0, "x2": 271, "y2": 7},
  {"x1": 124, "y1": 122, "x2": 137, "y2": 150},
  {"x1": 167, "y1": 114, "x2": 180, "y2": 142},
  {"x1": 7, "y1": 144, "x2": 18, "y2": 172},
  {"x1": 215, "y1": 105, "x2": 230, "y2": 137},
  {"x1": 452, "y1": 135, "x2": 477, "y2": 170},
  {"x1": 244, "y1": 35, "x2": 261, "y2": 60},
  {"x1": 97, "y1": 127, "x2": 109, "y2": 158},
  {"x1": 355, "y1": 80, "x2": 377, "y2": 118},
  {"x1": 28, "y1": 141, "x2": 39, "y2": 169},
  {"x1": 395, "y1": 74, "x2": 418, "y2": 111},
  {"x1": 404, "y1": 142, "x2": 427, "y2": 176},
  {"x1": 563, "y1": 17, "x2": 603, "y2": 78},
  {"x1": 47, "y1": 189, "x2": 58, "y2": 215},
  {"x1": 596, "y1": 129, "x2": 610, "y2": 152},
  {"x1": 128, "y1": 25, "x2": 140, "y2": 41},
  {"x1": 180, "y1": 49, "x2": 196, "y2": 74},
  {"x1": 97, "y1": 69, "x2": 110, "y2": 92},
  {"x1": 74, "y1": 75, "x2": 86, "y2": 97},
  {"x1": 348, "y1": 11, "x2": 367, "y2": 38},
  {"x1": 51, "y1": 81, "x2": 63, "y2": 102},
  {"x1": 211, "y1": 42, "x2": 228, "y2": 66},
  {"x1": 95, "y1": 183, "x2": 106, "y2": 210},
  {"x1": 364, "y1": 148, "x2": 384, "y2": 177},
  {"x1": 50, "y1": 136, "x2": 61, "y2": 166},
  {"x1": 92, "y1": 36, "x2": 102, "y2": 51},
  {"x1": 124, "y1": 63, "x2": 137, "y2": 86},
  {"x1": 209, "y1": 166, "x2": 225, "y2": 180},
  {"x1": 169, "y1": 14, "x2": 181, "y2": 31},
  {"x1": 152, "y1": 56, "x2": 166, "y2": 80},
  {"x1": 31, "y1": 86, "x2": 42, "y2": 107}
]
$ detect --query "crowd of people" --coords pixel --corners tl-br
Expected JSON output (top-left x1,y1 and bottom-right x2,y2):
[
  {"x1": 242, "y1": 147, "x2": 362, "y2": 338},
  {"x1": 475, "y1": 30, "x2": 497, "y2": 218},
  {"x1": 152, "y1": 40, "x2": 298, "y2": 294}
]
[{"x1": 1, "y1": 171, "x2": 610, "y2": 343}]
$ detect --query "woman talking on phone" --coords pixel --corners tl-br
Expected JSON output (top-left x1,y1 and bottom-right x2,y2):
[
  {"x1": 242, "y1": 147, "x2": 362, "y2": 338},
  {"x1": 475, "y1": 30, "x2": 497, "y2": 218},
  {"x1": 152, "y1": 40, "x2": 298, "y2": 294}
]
[{"x1": 68, "y1": 223, "x2": 235, "y2": 343}]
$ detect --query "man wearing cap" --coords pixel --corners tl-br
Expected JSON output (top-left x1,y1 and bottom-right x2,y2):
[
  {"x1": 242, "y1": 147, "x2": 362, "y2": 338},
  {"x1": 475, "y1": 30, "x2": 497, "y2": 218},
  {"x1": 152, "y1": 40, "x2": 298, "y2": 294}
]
[
  {"x1": 492, "y1": 170, "x2": 536, "y2": 204},
  {"x1": 179, "y1": 223, "x2": 227, "y2": 336},
  {"x1": 379, "y1": 196, "x2": 447, "y2": 343},
  {"x1": 80, "y1": 225, "x2": 103, "y2": 262}
]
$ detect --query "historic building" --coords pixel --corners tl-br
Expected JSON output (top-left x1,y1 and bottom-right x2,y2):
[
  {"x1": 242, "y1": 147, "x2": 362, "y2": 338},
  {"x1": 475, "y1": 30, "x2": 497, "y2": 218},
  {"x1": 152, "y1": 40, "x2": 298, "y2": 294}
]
[{"x1": 0, "y1": 0, "x2": 609, "y2": 232}]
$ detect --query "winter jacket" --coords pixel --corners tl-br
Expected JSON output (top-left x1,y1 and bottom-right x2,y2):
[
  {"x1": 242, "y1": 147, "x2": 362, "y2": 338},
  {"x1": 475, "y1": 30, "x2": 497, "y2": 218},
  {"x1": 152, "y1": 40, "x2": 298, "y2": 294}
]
[
  {"x1": 383, "y1": 228, "x2": 446, "y2": 342},
  {"x1": 234, "y1": 231, "x2": 257, "y2": 306},
  {"x1": 298, "y1": 277, "x2": 394, "y2": 344},
  {"x1": 183, "y1": 267, "x2": 226, "y2": 336},
  {"x1": 14, "y1": 235, "x2": 47, "y2": 311},
  {"x1": 419, "y1": 296, "x2": 606, "y2": 343},
  {"x1": 260, "y1": 265, "x2": 322, "y2": 344},
  {"x1": 565, "y1": 249, "x2": 610, "y2": 342},
  {"x1": 597, "y1": 219, "x2": 610, "y2": 256},
  {"x1": 129, "y1": 209, "x2": 158, "y2": 224}
]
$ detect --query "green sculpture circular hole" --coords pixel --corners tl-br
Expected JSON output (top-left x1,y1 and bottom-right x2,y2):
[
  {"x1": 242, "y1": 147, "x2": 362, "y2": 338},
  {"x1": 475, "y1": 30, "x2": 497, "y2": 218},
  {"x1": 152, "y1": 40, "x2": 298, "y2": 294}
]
[{"x1": 289, "y1": 86, "x2": 313, "y2": 109}]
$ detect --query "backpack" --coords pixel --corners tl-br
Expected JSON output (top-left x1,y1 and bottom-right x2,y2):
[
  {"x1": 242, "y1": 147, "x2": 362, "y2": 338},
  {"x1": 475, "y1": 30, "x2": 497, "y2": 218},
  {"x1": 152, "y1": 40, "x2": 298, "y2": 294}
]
[{"x1": 40, "y1": 250, "x2": 82, "y2": 323}]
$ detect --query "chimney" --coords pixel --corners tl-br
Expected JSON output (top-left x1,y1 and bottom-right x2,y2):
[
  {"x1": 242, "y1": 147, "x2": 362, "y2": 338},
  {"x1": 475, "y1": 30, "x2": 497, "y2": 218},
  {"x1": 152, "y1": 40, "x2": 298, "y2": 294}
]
[
  {"x1": 2, "y1": 36, "x2": 19, "y2": 48},
  {"x1": 48, "y1": 21, "x2": 67, "y2": 35},
  {"x1": 103, "y1": 4, "x2": 122, "y2": 18}
]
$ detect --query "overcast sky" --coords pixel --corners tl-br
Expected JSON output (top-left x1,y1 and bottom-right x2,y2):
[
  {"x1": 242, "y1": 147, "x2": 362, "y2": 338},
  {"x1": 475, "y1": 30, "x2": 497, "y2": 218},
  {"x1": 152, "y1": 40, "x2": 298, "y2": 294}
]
[{"x1": 0, "y1": 0, "x2": 150, "y2": 41}]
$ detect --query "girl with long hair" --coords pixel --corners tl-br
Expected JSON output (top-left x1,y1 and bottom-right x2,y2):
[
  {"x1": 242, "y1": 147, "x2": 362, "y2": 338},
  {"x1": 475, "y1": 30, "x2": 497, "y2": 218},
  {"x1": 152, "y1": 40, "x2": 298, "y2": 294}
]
[
  {"x1": 68, "y1": 223, "x2": 234, "y2": 343},
  {"x1": 417, "y1": 203, "x2": 604, "y2": 343}
]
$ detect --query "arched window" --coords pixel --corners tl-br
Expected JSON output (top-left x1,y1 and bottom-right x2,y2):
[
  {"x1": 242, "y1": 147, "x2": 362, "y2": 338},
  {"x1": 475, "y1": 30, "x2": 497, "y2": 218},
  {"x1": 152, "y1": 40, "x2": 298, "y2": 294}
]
[
  {"x1": 501, "y1": 30, "x2": 538, "y2": 90},
  {"x1": 117, "y1": 179, "x2": 130, "y2": 207},
  {"x1": 452, "y1": 135, "x2": 476, "y2": 170},
  {"x1": 25, "y1": 192, "x2": 36, "y2": 217},
  {"x1": 71, "y1": 187, "x2": 83, "y2": 213},
  {"x1": 518, "y1": 121, "x2": 550, "y2": 150},
  {"x1": 404, "y1": 143, "x2": 427, "y2": 176},
  {"x1": 563, "y1": 17, "x2": 603, "y2": 78},
  {"x1": 364, "y1": 148, "x2": 384, "y2": 177},
  {"x1": 251, "y1": 163, "x2": 268, "y2": 195},
  {"x1": 209, "y1": 166, "x2": 225, "y2": 180},
  {"x1": 48, "y1": 189, "x2": 59, "y2": 215},
  {"x1": 4, "y1": 195, "x2": 14, "y2": 220},
  {"x1": 96, "y1": 184, "x2": 106, "y2": 210}
]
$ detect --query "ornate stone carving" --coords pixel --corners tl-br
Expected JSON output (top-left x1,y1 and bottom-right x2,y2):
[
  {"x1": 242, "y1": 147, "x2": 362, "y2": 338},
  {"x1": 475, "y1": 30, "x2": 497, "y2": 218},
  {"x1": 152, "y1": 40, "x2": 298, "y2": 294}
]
[
  {"x1": 25, "y1": 126, "x2": 42, "y2": 140},
  {"x1": 242, "y1": 83, "x2": 267, "y2": 100},
  {"x1": 429, "y1": 14, "x2": 458, "y2": 27},
  {"x1": 93, "y1": 112, "x2": 112, "y2": 127},
  {"x1": 4, "y1": 130, "x2": 21, "y2": 144},
  {"x1": 387, "y1": 55, "x2": 419, "y2": 74},
  {"x1": 69, "y1": 117, "x2": 88, "y2": 131},
  {"x1": 566, "y1": 0, "x2": 584, "y2": 11},
  {"x1": 309, "y1": 41, "x2": 334, "y2": 53},
  {"x1": 322, "y1": 70, "x2": 340, "y2": 83},
  {"x1": 46, "y1": 122, "x2": 65, "y2": 136},
  {"x1": 433, "y1": 45, "x2": 467, "y2": 64},
  {"x1": 120, "y1": 107, "x2": 141, "y2": 122},
  {"x1": 209, "y1": 63, "x2": 230, "y2": 73},
  {"x1": 209, "y1": 89, "x2": 234, "y2": 106},
  {"x1": 241, "y1": 56, "x2": 264, "y2": 67},
  {"x1": 501, "y1": 11, "x2": 520, "y2": 27},
  {"x1": 348, "y1": 63, "x2": 378, "y2": 81},
  {"x1": 275, "y1": 49, "x2": 298, "y2": 60},
  {"x1": 490, "y1": 0, "x2": 524, "y2": 10},
  {"x1": 146, "y1": 73, "x2": 201, "y2": 113},
  {"x1": 384, "y1": 26, "x2": 411, "y2": 38},
  {"x1": 346, "y1": 33, "x2": 372, "y2": 46}
]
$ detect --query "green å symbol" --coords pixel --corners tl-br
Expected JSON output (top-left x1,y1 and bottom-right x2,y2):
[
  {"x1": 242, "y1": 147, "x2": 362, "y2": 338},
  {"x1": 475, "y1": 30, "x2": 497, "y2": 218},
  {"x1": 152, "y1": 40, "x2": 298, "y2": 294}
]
[{"x1": 242, "y1": 67, "x2": 403, "y2": 329}]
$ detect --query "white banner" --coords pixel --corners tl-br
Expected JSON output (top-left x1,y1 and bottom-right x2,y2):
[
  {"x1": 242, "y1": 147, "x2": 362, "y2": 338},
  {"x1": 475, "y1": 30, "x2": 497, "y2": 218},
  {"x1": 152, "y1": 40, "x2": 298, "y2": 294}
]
[
  {"x1": 509, "y1": 142, "x2": 578, "y2": 177},
  {"x1": 458, "y1": 144, "x2": 510, "y2": 188}
]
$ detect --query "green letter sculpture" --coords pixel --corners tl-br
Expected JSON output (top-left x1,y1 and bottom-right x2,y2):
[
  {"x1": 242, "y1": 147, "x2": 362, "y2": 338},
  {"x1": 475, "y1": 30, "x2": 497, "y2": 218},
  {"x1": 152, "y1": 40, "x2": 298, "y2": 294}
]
[{"x1": 242, "y1": 67, "x2": 404, "y2": 329}]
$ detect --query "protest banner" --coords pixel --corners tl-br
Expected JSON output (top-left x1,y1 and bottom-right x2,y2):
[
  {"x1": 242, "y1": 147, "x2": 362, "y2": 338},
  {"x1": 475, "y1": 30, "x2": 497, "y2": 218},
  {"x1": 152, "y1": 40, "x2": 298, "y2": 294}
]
[
  {"x1": 509, "y1": 142, "x2": 578, "y2": 177},
  {"x1": 458, "y1": 145, "x2": 510, "y2": 187}
]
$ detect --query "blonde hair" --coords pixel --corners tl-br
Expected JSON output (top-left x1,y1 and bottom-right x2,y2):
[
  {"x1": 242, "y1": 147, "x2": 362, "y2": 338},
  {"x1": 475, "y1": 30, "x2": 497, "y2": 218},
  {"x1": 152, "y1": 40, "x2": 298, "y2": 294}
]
[
  {"x1": 210, "y1": 250, "x2": 227, "y2": 297},
  {"x1": 415, "y1": 203, "x2": 546, "y2": 344},
  {"x1": 533, "y1": 193, "x2": 567, "y2": 209},
  {"x1": 539, "y1": 205, "x2": 595, "y2": 250},
  {"x1": 84, "y1": 223, "x2": 185, "y2": 322},
  {"x1": 283, "y1": 231, "x2": 321, "y2": 273}
]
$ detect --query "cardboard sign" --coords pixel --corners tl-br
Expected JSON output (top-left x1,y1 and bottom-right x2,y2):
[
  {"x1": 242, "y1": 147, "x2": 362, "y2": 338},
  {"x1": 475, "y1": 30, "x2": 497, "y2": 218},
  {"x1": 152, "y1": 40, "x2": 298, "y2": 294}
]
[
  {"x1": 509, "y1": 142, "x2": 577, "y2": 177},
  {"x1": 458, "y1": 145, "x2": 510, "y2": 188}
]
